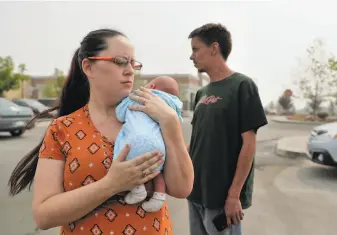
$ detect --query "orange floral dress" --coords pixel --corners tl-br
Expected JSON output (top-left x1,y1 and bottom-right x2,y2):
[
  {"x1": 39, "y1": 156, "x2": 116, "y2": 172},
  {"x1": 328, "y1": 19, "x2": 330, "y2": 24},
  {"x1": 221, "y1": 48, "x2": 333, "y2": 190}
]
[{"x1": 39, "y1": 104, "x2": 173, "y2": 235}]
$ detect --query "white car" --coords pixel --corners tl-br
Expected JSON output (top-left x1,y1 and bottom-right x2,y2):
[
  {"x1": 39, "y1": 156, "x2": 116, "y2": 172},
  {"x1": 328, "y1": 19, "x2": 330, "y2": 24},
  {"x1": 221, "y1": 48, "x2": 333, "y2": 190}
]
[{"x1": 307, "y1": 122, "x2": 337, "y2": 167}]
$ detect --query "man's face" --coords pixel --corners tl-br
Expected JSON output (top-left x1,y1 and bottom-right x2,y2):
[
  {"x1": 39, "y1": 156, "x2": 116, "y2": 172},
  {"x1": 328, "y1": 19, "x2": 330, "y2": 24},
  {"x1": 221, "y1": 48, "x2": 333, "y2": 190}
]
[{"x1": 190, "y1": 37, "x2": 212, "y2": 73}]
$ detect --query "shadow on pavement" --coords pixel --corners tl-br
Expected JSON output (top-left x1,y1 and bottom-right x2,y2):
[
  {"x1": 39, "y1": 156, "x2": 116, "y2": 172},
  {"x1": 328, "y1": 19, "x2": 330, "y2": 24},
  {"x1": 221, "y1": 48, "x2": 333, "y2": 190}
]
[
  {"x1": 297, "y1": 165, "x2": 337, "y2": 192},
  {"x1": 0, "y1": 134, "x2": 20, "y2": 140}
]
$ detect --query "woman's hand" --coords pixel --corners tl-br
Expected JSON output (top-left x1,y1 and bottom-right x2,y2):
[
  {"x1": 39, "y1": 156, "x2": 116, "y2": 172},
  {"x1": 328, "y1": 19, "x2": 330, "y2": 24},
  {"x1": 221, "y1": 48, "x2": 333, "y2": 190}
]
[
  {"x1": 128, "y1": 87, "x2": 177, "y2": 124},
  {"x1": 104, "y1": 144, "x2": 164, "y2": 193}
]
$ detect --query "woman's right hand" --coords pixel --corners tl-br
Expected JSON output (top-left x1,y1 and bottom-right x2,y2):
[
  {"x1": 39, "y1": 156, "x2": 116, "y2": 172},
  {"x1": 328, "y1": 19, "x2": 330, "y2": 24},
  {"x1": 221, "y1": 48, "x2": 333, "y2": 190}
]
[
  {"x1": 103, "y1": 144, "x2": 164, "y2": 193},
  {"x1": 128, "y1": 87, "x2": 177, "y2": 125}
]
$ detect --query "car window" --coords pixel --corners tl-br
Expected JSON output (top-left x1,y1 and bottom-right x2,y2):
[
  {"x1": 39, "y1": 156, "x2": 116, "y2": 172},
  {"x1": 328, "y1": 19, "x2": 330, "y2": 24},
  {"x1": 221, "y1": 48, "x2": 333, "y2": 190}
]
[
  {"x1": 38, "y1": 98, "x2": 56, "y2": 107},
  {"x1": 23, "y1": 99, "x2": 47, "y2": 108},
  {"x1": 0, "y1": 98, "x2": 20, "y2": 108},
  {"x1": 13, "y1": 100, "x2": 28, "y2": 106}
]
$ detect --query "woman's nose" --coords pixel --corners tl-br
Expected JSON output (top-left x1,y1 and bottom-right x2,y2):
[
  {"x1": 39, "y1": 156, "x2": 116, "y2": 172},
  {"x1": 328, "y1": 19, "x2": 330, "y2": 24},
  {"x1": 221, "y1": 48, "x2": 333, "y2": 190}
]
[
  {"x1": 123, "y1": 67, "x2": 134, "y2": 76},
  {"x1": 123, "y1": 62, "x2": 135, "y2": 76}
]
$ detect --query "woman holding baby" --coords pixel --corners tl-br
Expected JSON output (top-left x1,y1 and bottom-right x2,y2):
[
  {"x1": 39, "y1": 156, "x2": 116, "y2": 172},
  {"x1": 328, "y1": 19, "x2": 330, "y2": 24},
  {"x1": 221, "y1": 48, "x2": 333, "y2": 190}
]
[{"x1": 8, "y1": 28, "x2": 194, "y2": 235}]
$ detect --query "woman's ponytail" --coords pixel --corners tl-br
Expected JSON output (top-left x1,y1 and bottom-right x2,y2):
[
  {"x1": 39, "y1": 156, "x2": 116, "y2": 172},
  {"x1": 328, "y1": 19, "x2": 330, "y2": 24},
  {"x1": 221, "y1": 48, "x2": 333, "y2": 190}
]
[
  {"x1": 58, "y1": 48, "x2": 89, "y2": 116},
  {"x1": 8, "y1": 28, "x2": 125, "y2": 196},
  {"x1": 8, "y1": 48, "x2": 89, "y2": 196}
]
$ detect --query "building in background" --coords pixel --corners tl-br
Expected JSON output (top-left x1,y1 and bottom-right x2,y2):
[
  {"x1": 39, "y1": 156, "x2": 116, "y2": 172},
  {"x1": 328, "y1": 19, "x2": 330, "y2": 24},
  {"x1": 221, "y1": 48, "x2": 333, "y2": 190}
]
[
  {"x1": 4, "y1": 75, "x2": 55, "y2": 100},
  {"x1": 4, "y1": 79, "x2": 31, "y2": 100},
  {"x1": 4, "y1": 73, "x2": 210, "y2": 111},
  {"x1": 134, "y1": 73, "x2": 209, "y2": 111}
]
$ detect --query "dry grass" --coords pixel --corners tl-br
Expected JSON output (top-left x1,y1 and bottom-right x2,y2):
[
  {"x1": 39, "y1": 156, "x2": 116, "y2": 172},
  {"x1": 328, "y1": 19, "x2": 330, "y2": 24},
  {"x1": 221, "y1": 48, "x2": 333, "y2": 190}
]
[{"x1": 287, "y1": 114, "x2": 337, "y2": 122}]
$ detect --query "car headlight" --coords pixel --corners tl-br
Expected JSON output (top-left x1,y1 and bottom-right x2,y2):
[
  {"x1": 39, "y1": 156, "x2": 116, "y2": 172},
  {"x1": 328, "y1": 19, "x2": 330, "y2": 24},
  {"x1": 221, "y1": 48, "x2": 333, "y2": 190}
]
[
  {"x1": 317, "y1": 130, "x2": 328, "y2": 135},
  {"x1": 311, "y1": 129, "x2": 328, "y2": 136}
]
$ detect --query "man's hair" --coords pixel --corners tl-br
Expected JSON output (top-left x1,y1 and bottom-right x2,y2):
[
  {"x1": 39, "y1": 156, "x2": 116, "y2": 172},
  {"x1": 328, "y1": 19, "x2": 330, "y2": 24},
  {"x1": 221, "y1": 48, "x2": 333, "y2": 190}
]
[{"x1": 188, "y1": 23, "x2": 232, "y2": 60}]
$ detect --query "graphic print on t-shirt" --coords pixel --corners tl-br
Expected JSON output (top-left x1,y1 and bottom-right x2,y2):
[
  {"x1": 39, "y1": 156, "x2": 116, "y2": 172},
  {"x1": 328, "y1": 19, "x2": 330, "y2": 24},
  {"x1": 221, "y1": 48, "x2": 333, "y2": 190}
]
[{"x1": 196, "y1": 94, "x2": 222, "y2": 109}]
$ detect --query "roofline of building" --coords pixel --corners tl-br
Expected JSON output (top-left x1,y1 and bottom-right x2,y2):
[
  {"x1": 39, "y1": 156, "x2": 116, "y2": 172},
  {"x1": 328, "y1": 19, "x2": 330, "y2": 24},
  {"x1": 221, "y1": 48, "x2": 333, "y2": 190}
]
[
  {"x1": 29, "y1": 72, "x2": 210, "y2": 81},
  {"x1": 30, "y1": 75, "x2": 56, "y2": 80},
  {"x1": 140, "y1": 73, "x2": 209, "y2": 80}
]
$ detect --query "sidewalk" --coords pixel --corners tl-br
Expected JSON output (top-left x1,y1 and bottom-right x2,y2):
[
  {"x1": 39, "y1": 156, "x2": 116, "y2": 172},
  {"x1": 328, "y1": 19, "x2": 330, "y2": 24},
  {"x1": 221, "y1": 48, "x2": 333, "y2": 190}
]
[{"x1": 275, "y1": 135, "x2": 308, "y2": 158}]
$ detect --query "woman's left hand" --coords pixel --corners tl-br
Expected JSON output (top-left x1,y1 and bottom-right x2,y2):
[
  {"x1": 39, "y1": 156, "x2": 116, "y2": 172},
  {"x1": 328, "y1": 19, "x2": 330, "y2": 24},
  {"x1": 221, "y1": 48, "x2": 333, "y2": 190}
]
[{"x1": 128, "y1": 87, "x2": 176, "y2": 124}]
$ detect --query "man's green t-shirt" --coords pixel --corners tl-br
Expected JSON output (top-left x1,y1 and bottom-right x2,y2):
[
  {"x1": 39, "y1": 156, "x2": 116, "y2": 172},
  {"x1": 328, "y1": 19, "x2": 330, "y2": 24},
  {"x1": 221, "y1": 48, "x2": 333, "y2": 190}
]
[{"x1": 187, "y1": 72, "x2": 268, "y2": 210}]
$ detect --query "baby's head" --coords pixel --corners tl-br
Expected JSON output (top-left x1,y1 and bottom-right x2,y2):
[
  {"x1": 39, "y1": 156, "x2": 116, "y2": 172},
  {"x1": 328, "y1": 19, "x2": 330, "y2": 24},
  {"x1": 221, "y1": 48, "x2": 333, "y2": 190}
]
[{"x1": 145, "y1": 76, "x2": 180, "y2": 96}]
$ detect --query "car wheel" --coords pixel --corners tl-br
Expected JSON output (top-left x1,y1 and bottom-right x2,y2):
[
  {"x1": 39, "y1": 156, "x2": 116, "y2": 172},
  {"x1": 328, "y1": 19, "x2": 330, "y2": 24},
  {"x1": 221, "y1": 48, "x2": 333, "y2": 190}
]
[{"x1": 10, "y1": 129, "x2": 24, "y2": 137}]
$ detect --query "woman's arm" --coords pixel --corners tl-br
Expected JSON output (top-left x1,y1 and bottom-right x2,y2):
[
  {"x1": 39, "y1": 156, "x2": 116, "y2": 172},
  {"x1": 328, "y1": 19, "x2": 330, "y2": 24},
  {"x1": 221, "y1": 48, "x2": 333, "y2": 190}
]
[
  {"x1": 33, "y1": 146, "x2": 163, "y2": 230},
  {"x1": 160, "y1": 115, "x2": 194, "y2": 198},
  {"x1": 33, "y1": 159, "x2": 118, "y2": 230},
  {"x1": 128, "y1": 87, "x2": 194, "y2": 198}
]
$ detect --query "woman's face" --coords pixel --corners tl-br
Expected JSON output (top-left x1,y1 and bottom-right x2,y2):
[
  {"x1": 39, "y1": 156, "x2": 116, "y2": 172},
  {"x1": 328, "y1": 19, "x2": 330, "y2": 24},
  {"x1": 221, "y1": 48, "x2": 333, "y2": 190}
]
[{"x1": 83, "y1": 35, "x2": 137, "y2": 105}]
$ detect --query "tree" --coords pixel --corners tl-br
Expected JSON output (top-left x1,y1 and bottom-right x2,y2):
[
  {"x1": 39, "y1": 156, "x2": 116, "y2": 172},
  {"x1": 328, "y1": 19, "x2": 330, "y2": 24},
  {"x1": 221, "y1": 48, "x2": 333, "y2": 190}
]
[
  {"x1": 278, "y1": 95, "x2": 293, "y2": 114},
  {"x1": 328, "y1": 100, "x2": 335, "y2": 116},
  {"x1": 264, "y1": 101, "x2": 276, "y2": 115},
  {"x1": 0, "y1": 56, "x2": 30, "y2": 97},
  {"x1": 18, "y1": 63, "x2": 29, "y2": 98},
  {"x1": 329, "y1": 57, "x2": 337, "y2": 71},
  {"x1": 42, "y1": 68, "x2": 66, "y2": 98},
  {"x1": 294, "y1": 39, "x2": 337, "y2": 116},
  {"x1": 306, "y1": 94, "x2": 324, "y2": 115},
  {"x1": 265, "y1": 101, "x2": 275, "y2": 113},
  {"x1": 267, "y1": 101, "x2": 275, "y2": 110}
]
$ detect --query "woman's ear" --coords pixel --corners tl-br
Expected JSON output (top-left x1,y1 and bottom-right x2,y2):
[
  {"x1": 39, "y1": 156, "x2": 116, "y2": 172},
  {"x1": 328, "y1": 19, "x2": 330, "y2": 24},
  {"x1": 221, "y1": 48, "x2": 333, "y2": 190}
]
[{"x1": 82, "y1": 58, "x2": 92, "y2": 79}]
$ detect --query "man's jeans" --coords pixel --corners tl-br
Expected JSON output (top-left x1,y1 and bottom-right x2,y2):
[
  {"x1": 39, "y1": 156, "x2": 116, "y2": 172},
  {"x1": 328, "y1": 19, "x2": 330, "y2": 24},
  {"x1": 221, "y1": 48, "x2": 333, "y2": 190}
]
[{"x1": 188, "y1": 200, "x2": 242, "y2": 235}]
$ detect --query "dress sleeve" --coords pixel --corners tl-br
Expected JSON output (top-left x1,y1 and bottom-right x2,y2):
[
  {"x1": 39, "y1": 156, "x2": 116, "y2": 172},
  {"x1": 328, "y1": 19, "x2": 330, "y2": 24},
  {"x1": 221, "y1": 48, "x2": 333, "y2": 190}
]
[{"x1": 39, "y1": 120, "x2": 65, "y2": 161}]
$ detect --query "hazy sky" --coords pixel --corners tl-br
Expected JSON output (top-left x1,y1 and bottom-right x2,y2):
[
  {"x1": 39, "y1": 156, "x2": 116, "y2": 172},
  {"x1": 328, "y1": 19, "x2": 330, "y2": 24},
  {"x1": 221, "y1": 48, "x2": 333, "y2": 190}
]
[{"x1": 1, "y1": 1, "x2": 336, "y2": 106}]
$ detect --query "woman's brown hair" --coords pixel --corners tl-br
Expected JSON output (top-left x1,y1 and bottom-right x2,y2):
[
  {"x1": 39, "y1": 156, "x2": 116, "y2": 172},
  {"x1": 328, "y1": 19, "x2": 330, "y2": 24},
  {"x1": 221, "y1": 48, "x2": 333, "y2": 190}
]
[{"x1": 8, "y1": 29, "x2": 125, "y2": 196}]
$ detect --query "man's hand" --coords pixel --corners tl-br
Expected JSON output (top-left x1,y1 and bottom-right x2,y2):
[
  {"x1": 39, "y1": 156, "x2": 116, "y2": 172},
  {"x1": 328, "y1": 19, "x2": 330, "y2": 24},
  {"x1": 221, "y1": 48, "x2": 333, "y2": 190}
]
[{"x1": 225, "y1": 196, "x2": 244, "y2": 226}]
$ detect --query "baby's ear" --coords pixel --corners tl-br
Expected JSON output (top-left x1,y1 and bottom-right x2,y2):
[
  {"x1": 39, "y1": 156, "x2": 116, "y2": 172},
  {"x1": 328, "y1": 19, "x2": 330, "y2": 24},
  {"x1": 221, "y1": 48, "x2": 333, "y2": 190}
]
[{"x1": 150, "y1": 84, "x2": 156, "y2": 89}]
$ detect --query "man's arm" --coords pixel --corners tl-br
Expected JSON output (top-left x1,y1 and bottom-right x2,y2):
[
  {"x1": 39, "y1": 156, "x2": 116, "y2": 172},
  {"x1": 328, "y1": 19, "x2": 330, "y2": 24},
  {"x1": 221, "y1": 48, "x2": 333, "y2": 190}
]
[
  {"x1": 228, "y1": 79, "x2": 267, "y2": 198},
  {"x1": 228, "y1": 131, "x2": 256, "y2": 198},
  {"x1": 224, "y1": 78, "x2": 267, "y2": 226}
]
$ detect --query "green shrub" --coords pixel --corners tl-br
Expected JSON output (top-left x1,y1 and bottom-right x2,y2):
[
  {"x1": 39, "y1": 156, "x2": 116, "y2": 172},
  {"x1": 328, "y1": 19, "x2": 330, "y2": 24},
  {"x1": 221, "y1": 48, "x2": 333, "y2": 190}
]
[{"x1": 317, "y1": 112, "x2": 329, "y2": 120}]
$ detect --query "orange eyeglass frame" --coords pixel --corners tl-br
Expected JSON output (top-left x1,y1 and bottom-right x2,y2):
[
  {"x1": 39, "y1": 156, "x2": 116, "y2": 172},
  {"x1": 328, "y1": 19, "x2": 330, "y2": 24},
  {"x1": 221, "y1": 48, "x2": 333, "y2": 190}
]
[{"x1": 87, "y1": 56, "x2": 143, "y2": 70}]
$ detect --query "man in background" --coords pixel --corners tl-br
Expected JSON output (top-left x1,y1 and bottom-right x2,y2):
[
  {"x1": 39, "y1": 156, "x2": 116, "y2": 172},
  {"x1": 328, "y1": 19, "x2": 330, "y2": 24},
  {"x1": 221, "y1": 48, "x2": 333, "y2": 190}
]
[{"x1": 187, "y1": 23, "x2": 268, "y2": 235}]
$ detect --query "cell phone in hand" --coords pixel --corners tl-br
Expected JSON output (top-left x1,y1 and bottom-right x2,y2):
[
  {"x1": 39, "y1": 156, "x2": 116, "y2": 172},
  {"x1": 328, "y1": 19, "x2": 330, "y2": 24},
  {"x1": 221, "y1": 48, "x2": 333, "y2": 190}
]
[{"x1": 212, "y1": 211, "x2": 228, "y2": 232}]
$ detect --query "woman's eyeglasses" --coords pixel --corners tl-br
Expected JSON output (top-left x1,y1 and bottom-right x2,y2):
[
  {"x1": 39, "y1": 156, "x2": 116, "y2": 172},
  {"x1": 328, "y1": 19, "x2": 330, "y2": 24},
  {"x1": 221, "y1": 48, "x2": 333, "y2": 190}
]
[{"x1": 87, "y1": 56, "x2": 143, "y2": 70}]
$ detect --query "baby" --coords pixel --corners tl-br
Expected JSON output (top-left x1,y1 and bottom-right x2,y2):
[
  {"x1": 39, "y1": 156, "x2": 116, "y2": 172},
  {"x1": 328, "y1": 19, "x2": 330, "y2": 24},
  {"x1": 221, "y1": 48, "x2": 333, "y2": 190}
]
[{"x1": 113, "y1": 76, "x2": 183, "y2": 212}]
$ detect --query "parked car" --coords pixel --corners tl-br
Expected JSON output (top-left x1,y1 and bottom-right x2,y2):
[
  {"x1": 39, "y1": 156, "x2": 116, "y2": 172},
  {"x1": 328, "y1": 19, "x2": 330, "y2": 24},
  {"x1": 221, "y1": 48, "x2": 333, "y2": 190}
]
[
  {"x1": 37, "y1": 98, "x2": 57, "y2": 107},
  {"x1": 0, "y1": 98, "x2": 35, "y2": 136},
  {"x1": 306, "y1": 122, "x2": 337, "y2": 167},
  {"x1": 12, "y1": 98, "x2": 56, "y2": 118}
]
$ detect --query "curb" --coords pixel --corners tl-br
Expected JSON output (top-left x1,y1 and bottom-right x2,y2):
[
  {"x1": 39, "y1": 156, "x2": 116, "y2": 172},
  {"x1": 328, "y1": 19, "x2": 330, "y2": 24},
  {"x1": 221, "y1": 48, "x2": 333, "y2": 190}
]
[
  {"x1": 36, "y1": 118, "x2": 53, "y2": 122},
  {"x1": 270, "y1": 119, "x2": 326, "y2": 126},
  {"x1": 275, "y1": 136, "x2": 308, "y2": 159},
  {"x1": 275, "y1": 145, "x2": 307, "y2": 159},
  {"x1": 35, "y1": 120, "x2": 52, "y2": 128}
]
